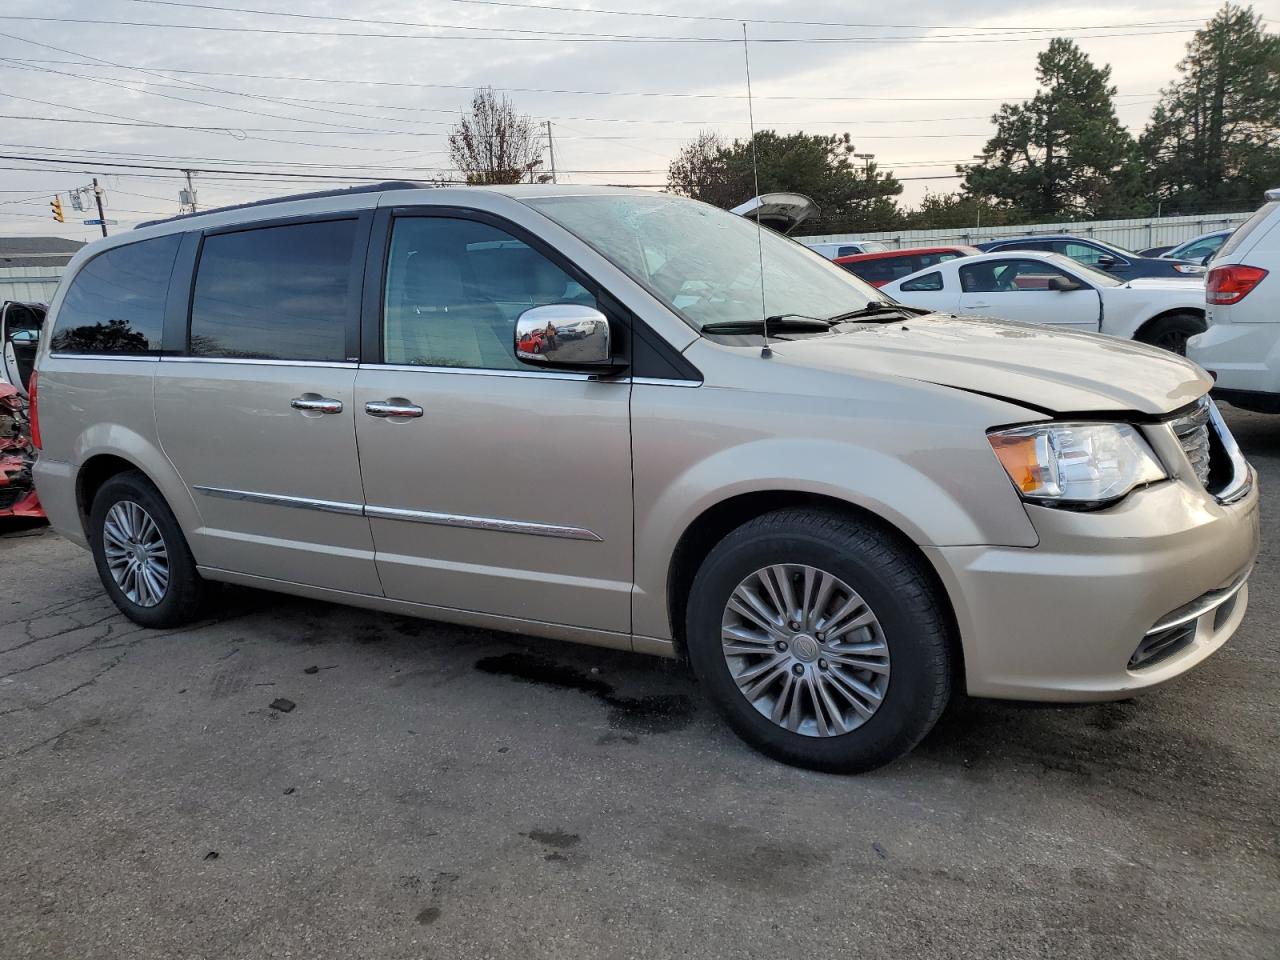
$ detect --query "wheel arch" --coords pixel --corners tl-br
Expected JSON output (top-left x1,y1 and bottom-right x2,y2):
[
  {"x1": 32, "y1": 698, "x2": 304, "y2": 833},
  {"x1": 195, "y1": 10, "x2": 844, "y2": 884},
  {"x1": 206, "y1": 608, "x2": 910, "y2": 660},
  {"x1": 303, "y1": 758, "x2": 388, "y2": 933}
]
[
  {"x1": 1131, "y1": 307, "x2": 1207, "y2": 345},
  {"x1": 663, "y1": 490, "x2": 965, "y2": 687}
]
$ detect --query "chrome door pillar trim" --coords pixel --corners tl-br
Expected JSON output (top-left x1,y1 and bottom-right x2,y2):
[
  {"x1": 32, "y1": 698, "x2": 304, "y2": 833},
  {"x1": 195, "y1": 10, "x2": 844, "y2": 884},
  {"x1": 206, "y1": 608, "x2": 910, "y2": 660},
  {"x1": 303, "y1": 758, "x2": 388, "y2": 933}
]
[
  {"x1": 192, "y1": 485, "x2": 364, "y2": 516},
  {"x1": 192, "y1": 485, "x2": 603, "y2": 541},
  {"x1": 364, "y1": 505, "x2": 603, "y2": 541}
]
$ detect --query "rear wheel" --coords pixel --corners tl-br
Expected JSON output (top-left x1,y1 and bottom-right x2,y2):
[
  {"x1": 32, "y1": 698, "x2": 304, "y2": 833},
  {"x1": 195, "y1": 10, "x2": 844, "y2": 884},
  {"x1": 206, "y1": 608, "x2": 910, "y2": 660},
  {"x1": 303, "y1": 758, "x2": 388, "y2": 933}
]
[
  {"x1": 89, "y1": 471, "x2": 207, "y2": 627},
  {"x1": 685, "y1": 508, "x2": 953, "y2": 773},
  {"x1": 1137, "y1": 312, "x2": 1205, "y2": 355}
]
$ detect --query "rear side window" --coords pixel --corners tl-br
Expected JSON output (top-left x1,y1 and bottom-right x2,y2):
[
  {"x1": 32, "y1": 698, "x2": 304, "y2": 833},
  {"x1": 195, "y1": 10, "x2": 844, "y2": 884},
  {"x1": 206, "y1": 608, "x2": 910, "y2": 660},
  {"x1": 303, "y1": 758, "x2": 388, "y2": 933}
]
[
  {"x1": 901, "y1": 271, "x2": 943, "y2": 292},
  {"x1": 1217, "y1": 202, "x2": 1278, "y2": 260},
  {"x1": 189, "y1": 219, "x2": 357, "y2": 361},
  {"x1": 49, "y1": 235, "x2": 180, "y2": 355}
]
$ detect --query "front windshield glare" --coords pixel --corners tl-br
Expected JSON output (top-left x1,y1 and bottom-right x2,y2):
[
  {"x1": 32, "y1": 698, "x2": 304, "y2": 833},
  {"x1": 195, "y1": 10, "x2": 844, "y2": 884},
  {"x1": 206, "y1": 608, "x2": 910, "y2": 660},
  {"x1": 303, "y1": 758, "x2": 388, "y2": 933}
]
[{"x1": 527, "y1": 194, "x2": 886, "y2": 330}]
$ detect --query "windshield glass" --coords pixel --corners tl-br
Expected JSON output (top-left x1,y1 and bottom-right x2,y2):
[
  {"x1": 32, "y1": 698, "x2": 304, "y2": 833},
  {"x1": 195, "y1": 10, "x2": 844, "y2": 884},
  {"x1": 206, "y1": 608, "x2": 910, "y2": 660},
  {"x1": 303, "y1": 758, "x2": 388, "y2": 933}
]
[
  {"x1": 1046, "y1": 253, "x2": 1124, "y2": 287},
  {"x1": 527, "y1": 194, "x2": 886, "y2": 330}
]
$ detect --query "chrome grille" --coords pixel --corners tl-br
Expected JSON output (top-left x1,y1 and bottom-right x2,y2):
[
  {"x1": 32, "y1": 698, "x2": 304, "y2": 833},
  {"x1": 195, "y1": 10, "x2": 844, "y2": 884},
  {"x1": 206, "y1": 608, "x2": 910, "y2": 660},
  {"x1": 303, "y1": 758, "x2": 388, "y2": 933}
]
[{"x1": 1171, "y1": 399, "x2": 1212, "y2": 487}]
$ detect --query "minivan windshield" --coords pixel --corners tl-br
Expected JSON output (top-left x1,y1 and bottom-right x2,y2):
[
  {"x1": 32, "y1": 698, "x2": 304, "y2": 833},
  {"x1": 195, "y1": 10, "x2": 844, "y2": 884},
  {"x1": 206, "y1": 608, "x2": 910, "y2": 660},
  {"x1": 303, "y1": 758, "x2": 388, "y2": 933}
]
[{"x1": 527, "y1": 194, "x2": 887, "y2": 331}]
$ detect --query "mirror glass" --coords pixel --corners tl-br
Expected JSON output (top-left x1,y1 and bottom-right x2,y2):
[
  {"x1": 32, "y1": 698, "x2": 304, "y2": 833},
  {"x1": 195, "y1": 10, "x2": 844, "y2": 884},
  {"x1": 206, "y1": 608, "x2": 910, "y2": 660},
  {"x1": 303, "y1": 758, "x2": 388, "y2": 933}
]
[{"x1": 515, "y1": 304, "x2": 611, "y2": 367}]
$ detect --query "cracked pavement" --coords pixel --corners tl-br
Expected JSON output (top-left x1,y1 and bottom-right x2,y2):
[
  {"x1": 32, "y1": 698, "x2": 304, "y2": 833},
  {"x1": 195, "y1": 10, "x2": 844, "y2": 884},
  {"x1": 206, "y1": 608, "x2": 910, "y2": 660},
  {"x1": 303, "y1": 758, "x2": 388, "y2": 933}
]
[{"x1": 1, "y1": 407, "x2": 1278, "y2": 959}]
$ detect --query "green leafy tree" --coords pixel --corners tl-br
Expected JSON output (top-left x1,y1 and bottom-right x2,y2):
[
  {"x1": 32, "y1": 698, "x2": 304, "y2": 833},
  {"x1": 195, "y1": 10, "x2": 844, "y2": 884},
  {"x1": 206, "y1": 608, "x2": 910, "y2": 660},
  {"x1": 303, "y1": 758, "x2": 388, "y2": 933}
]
[
  {"x1": 962, "y1": 38, "x2": 1143, "y2": 220},
  {"x1": 902, "y1": 191, "x2": 1016, "y2": 230},
  {"x1": 667, "y1": 130, "x2": 903, "y2": 231},
  {"x1": 1140, "y1": 4, "x2": 1280, "y2": 213}
]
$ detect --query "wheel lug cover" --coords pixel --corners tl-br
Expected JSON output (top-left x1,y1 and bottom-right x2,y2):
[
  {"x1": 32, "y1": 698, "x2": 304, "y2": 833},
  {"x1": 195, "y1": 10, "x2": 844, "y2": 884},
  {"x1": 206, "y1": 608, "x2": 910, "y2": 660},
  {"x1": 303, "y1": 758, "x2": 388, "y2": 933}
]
[
  {"x1": 818, "y1": 659, "x2": 828, "y2": 670},
  {"x1": 776, "y1": 640, "x2": 788, "y2": 652},
  {"x1": 792, "y1": 664, "x2": 804, "y2": 676},
  {"x1": 790, "y1": 621, "x2": 802, "y2": 630}
]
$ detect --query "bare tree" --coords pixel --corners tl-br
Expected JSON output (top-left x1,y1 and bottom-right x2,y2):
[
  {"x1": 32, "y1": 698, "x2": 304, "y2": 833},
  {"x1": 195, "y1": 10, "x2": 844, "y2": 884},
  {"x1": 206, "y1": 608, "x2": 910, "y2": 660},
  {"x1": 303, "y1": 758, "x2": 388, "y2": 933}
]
[
  {"x1": 448, "y1": 88, "x2": 545, "y2": 185},
  {"x1": 666, "y1": 131, "x2": 742, "y2": 207}
]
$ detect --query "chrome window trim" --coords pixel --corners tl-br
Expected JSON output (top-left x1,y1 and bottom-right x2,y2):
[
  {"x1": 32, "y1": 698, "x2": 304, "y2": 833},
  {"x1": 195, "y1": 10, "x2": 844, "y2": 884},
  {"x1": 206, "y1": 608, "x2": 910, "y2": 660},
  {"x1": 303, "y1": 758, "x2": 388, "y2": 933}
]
[
  {"x1": 365, "y1": 505, "x2": 602, "y2": 541},
  {"x1": 47, "y1": 353, "x2": 162, "y2": 362},
  {"x1": 362, "y1": 362, "x2": 601, "y2": 382},
  {"x1": 193, "y1": 485, "x2": 602, "y2": 541},
  {"x1": 632, "y1": 376, "x2": 702, "y2": 388},
  {"x1": 193, "y1": 485, "x2": 364, "y2": 516},
  {"x1": 161, "y1": 357, "x2": 358, "y2": 368}
]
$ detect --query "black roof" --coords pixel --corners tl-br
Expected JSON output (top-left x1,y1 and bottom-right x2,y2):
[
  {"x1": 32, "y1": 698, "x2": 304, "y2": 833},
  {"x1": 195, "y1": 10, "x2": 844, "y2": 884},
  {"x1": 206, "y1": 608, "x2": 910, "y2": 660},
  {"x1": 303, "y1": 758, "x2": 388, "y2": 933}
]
[
  {"x1": 136, "y1": 181, "x2": 429, "y2": 229},
  {"x1": 0, "y1": 236, "x2": 86, "y2": 268}
]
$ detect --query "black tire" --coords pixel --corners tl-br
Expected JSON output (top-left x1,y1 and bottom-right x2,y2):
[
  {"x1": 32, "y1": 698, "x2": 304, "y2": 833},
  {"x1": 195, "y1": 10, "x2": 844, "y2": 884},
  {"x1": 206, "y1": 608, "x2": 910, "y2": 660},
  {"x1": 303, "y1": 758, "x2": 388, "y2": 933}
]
[
  {"x1": 1137, "y1": 312, "x2": 1205, "y2": 355},
  {"x1": 89, "y1": 470, "x2": 207, "y2": 628},
  {"x1": 685, "y1": 508, "x2": 953, "y2": 773}
]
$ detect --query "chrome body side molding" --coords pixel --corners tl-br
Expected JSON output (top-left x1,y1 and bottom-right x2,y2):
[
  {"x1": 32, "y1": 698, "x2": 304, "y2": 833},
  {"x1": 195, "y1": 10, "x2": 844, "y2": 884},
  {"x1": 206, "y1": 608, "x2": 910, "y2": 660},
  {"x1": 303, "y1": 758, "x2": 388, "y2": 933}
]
[{"x1": 193, "y1": 485, "x2": 602, "y2": 541}]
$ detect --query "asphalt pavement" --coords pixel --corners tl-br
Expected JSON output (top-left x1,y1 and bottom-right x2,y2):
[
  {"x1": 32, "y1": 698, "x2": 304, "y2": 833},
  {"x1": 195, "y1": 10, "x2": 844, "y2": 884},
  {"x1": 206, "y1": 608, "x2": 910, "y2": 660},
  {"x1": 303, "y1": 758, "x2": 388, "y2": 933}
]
[{"x1": 1, "y1": 406, "x2": 1277, "y2": 959}]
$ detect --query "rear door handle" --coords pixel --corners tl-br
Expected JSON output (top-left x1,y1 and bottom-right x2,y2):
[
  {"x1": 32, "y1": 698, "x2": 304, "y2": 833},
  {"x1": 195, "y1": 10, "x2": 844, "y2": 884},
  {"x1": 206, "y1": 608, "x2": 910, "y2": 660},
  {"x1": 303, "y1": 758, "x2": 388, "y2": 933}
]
[
  {"x1": 365, "y1": 400, "x2": 424, "y2": 419},
  {"x1": 290, "y1": 396, "x2": 343, "y2": 414}
]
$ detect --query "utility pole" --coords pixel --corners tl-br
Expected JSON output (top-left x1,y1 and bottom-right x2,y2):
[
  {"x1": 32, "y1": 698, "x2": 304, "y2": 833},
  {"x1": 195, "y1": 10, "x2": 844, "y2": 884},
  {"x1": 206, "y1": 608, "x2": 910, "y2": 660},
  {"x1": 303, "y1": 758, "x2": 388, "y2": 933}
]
[
  {"x1": 181, "y1": 170, "x2": 198, "y2": 213},
  {"x1": 545, "y1": 120, "x2": 557, "y2": 184},
  {"x1": 92, "y1": 177, "x2": 108, "y2": 237}
]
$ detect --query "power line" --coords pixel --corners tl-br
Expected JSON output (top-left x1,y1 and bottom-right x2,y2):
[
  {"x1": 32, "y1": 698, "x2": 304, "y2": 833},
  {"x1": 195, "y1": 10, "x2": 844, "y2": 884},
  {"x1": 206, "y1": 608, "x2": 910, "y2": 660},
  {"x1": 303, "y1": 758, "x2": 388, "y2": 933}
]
[
  {"x1": 0, "y1": 14, "x2": 1200, "y2": 44},
  {"x1": 0, "y1": 57, "x2": 1164, "y2": 102},
  {"x1": 115, "y1": 0, "x2": 1210, "y2": 33}
]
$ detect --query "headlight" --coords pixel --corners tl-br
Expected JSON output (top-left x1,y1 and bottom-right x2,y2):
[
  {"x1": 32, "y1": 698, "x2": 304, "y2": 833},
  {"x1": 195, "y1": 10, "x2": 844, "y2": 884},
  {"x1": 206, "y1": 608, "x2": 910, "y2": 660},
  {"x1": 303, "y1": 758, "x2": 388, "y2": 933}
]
[
  {"x1": 1173, "y1": 263, "x2": 1206, "y2": 274},
  {"x1": 988, "y1": 422, "x2": 1166, "y2": 507}
]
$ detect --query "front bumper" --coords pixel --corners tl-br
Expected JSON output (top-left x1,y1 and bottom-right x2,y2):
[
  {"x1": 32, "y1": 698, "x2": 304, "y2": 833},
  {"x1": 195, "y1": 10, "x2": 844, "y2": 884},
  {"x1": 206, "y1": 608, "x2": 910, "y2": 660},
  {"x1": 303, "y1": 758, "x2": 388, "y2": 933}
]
[{"x1": 926, "y1": 476, "x2": 1260, "y2": 702}]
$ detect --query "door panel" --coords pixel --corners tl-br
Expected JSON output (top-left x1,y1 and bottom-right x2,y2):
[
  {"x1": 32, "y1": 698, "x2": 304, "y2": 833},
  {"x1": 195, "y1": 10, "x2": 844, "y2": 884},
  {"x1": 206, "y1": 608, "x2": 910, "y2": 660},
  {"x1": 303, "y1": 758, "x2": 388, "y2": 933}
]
[
  {"x1": 355, "y1": 368, "x2": 633, "y2": 631},
  {"x1": 155, "y1": 362, "x2": 380, "y2": 593},
  {"x1": 154, "y1": 214, "x2": 379, "y2": 594},
  {"x1": 957, "y1": 259, "x2": 1100, "y2": 330},
  {"x1": 354, "y1": 211, "x2": 633, "y2": 633}
]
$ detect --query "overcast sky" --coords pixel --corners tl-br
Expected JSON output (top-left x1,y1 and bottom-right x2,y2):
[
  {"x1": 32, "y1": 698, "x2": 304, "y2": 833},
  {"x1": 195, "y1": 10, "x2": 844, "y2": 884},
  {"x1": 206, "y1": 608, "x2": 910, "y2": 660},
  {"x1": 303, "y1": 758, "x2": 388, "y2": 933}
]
[{"x1": 0, "y1": 0, "x2": 1272, "y2": 240}]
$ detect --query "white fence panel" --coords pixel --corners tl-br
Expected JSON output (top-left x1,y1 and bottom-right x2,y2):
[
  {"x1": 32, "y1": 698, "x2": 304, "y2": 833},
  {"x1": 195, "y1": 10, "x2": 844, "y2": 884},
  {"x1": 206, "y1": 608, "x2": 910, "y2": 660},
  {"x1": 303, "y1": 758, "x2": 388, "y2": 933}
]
[
  {"x1": 0, "y1": 265, "x2": 62, "y2": 303},
  {"x1": 797, "y1": 212, "x2": 1253, "y2": 252}
]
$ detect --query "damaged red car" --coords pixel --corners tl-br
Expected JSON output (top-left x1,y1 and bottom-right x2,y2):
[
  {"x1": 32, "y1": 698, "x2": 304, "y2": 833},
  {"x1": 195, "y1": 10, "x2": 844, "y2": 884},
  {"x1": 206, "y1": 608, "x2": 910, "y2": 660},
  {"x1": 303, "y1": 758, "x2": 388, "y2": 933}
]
[{"x1": 1, "y1": 300, "x2": 44, "y2": 519}]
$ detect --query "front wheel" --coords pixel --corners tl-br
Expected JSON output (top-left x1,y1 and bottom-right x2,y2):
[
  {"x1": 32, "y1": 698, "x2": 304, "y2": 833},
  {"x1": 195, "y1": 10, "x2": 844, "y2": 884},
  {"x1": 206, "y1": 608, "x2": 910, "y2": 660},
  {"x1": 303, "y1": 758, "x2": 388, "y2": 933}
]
[
  {"x1": 685, "y1": 508, "x2": 953, "y2": 773},
  {"x1": 89, "y1": 471, "x2": 207, "y2": 628}
]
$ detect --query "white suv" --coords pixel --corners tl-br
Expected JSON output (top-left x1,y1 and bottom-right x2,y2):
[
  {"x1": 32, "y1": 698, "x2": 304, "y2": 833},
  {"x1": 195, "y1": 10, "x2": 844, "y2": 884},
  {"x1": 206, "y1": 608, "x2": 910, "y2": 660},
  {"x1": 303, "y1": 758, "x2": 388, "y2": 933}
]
[{"x1": 1189, "y1": 189, "x2": 1280, "y2": 412}]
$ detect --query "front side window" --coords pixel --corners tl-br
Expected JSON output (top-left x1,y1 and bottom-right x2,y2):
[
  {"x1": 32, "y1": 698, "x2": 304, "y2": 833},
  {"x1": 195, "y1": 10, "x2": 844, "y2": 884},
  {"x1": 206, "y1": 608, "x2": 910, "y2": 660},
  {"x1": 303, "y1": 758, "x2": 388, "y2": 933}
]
[
  {"x1": 527, "y1": 195, "x2": 884, "y2": 331},
  {"x1": 189, "y1": 219, "x2": 356, "y2": 361},
  {"x1": 383, "y1": 217, "x2": 595, "y2": 370},
  {"x1": 960, "y1": 259, "x2": 1079, "y2": 293},
  {"x1": 49, "y1": 235, "x2": 180, "y2": 355},
  {"x1": 901, "y1": 271, "x2": 943, "y2": 292}
]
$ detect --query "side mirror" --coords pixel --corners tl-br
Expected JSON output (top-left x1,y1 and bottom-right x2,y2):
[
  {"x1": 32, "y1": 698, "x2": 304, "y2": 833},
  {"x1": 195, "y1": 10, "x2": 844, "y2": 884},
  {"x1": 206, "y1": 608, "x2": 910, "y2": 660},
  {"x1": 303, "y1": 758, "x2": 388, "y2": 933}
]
[
  {"x1": 1047, "y1": 276, "x2": 1084, "y2": 292},
  {"x1": 1095, "y1": 255, "x2": 1118, "y2": 268},
  {"x1": 515, "y1": 303, "x2": 613, "y2": 369}
]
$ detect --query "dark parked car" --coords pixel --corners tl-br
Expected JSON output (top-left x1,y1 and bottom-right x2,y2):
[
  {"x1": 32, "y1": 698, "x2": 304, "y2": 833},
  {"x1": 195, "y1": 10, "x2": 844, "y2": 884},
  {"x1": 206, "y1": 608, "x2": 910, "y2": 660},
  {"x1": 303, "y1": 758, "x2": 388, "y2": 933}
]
[
  {"x1": 834, "y1": 246, "x2": 979, "y2": 287},
  {"x1": 974, "y1": 235, "x2": 1205, "y2": 281}
]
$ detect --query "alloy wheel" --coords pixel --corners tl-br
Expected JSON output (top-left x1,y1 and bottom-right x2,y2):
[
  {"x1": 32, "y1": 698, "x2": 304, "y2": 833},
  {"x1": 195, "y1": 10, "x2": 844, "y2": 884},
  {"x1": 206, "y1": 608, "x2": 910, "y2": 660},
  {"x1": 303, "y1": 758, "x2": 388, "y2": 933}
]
[
  {"x1": 720, "y1": 564, "x2": 891, "y2": 737},
  {"x1": 102, "y1": 500, "x2": 170, "y2": 608}
]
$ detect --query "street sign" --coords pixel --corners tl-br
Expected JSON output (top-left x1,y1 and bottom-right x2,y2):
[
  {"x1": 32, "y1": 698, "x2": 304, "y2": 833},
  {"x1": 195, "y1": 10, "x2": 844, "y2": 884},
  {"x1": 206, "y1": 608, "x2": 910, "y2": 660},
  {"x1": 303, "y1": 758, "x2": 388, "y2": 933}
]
[{"x1": 82, "y1": 219, "x2": 119, "y2": 226}]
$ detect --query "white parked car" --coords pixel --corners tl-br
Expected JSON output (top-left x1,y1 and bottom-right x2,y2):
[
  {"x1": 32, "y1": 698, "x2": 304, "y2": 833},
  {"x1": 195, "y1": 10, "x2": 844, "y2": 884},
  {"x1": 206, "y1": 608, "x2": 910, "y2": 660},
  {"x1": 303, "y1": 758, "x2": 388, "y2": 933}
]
[
  {"x1": 1188, "y1": 190, "x2": 1280, "y2": 413},
  {"x1": 803, "y1": 240, "x2": 890, "y2": 259},
  {"x1": 882, "y1": 251, "x2": 1207, "y2": 352}
]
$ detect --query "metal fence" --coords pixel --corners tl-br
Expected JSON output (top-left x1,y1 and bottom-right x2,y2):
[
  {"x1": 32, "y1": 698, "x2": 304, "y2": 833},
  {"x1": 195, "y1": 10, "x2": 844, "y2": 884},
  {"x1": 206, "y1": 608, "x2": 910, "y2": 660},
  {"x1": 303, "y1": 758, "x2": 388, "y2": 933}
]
[
  {"x1": 0, "y1": 265, "x2": 62, "y2": 303},
  {"x1": 796, "y1": 212, "x2": 1254, "y2": 252}
]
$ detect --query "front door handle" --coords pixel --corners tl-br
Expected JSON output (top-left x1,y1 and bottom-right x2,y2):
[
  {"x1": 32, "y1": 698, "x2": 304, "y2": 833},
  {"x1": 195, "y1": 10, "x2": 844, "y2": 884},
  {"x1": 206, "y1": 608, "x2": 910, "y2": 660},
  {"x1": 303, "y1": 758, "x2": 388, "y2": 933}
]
[
  {"x1": 291, "y1": 396, "x2": 343, "y2": 414},
  {"x1": 365, "y1": 400, "x2": 424, "y2": 419}
]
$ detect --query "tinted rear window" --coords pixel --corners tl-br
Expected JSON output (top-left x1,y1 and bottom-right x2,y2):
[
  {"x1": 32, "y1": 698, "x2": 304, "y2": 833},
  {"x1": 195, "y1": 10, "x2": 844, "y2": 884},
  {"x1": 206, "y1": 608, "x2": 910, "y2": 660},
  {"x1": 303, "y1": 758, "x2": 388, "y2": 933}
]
[
  {"x1": 49, "y1": 235, "x2": 180, "y2": 355},
  {"x1": 189, "y1": 219, "x2": 357, "y2": 361}
]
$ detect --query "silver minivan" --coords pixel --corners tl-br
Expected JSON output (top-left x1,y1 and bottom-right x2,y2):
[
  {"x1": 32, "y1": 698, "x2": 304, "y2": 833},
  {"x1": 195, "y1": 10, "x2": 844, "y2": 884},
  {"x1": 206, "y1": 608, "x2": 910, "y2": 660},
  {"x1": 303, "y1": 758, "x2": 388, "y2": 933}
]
[{"x1": 31, "y1": 185, "x2": 1259, "y2": 772}]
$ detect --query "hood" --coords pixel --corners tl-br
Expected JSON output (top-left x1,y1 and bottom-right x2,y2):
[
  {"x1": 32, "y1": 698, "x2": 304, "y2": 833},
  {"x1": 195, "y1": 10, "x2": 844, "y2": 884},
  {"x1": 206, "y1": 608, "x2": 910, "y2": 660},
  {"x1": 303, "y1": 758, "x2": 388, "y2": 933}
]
[{"x1": 771, "y1": 314, "x2": 1210, "y2": 416}]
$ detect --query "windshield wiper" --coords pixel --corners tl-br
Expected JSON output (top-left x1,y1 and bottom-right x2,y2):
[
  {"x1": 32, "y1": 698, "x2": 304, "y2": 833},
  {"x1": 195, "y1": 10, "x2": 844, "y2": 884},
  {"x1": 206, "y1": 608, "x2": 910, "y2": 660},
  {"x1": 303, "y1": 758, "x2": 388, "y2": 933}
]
[
  {"x1": 701, "y1": 313, "x2": 837, "y2": 335},
  {"x1": 826, "y1": 300, "x2": 926, "y2": 322}
]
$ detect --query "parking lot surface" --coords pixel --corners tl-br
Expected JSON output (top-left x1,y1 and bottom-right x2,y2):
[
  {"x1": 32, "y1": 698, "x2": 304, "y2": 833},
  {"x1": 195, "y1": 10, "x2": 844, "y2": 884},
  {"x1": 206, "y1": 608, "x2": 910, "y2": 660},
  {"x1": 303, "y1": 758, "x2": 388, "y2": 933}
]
[{"x1": 2, "y1": 407, "x2": 1277, "y2": 960}]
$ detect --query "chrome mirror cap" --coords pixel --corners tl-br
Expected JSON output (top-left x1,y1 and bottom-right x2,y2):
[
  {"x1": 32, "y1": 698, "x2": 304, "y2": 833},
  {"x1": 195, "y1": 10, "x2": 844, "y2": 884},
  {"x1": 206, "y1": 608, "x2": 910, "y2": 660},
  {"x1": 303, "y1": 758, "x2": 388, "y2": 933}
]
[{"x1": 515, "y1": 303, "x2": 611, "y2": 367}]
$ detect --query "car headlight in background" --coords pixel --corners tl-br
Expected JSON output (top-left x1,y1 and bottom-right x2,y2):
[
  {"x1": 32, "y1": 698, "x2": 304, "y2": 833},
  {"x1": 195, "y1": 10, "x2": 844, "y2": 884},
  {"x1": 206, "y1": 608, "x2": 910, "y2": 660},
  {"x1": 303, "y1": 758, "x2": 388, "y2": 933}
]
[{"x1": 988, "y1": 422, "x2": 1166, "y2": 507}]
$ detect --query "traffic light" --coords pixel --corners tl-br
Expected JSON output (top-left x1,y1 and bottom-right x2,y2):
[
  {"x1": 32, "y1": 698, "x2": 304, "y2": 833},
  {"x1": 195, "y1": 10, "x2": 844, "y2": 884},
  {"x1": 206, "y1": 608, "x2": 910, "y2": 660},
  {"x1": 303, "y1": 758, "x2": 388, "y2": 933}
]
[{"x1": 50, "y1": 196, "x2": 64, "y2": 223}]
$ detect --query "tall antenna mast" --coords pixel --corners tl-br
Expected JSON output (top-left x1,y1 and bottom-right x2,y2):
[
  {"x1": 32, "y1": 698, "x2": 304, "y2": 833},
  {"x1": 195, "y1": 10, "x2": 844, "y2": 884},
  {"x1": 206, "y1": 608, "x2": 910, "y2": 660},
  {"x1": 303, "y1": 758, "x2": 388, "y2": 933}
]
[{"x1": 742, "y1": 23, "x2": 771, "y2": 359}]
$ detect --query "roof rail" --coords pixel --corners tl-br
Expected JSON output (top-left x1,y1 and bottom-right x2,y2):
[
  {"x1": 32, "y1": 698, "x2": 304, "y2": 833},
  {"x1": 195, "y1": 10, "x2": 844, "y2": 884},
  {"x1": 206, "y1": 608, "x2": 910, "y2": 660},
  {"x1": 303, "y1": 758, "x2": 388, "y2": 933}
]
[{"x1": 135, "y1": 181, "x2": 430, "y2": 229}]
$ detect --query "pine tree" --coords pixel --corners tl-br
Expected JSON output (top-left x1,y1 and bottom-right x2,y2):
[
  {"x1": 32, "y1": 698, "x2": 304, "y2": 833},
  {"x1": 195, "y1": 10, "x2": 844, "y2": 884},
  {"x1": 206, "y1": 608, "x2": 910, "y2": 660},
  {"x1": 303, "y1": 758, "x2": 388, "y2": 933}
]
[
  {"x1": 962, "y1": 38, "x2": 1143, "y2": 220},
  {"x1": 1140, "y1": 4, "x2": 1280, "y2": 212}
]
